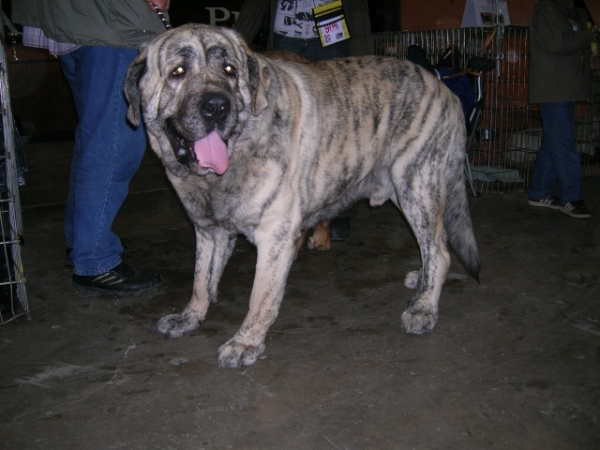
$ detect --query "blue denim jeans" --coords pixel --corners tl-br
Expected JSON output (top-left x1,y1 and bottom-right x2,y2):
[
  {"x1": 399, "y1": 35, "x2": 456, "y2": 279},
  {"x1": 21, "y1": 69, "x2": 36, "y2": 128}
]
[
  {"x1": 60, "y1": 46, "x2": 147, "y2": 276},
  {"x1": 273, "y1": 33, "x2": 349, "y2": 61},
  {"x1": 529, "y1": 102, "x2": 582, "y2": 205}
]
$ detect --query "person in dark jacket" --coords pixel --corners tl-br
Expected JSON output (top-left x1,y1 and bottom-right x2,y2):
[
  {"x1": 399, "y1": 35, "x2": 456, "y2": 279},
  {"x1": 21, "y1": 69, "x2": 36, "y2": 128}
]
[
  {"x1": 235, "y1": 0, "x2": 373, "y2": 58},
  {"x1": 12, "y1": 0, "x2": 169, "y2": 295},
  {"x1": 528, "y1": 0, "x2": 597, "y2": 219},
  {"x1": 235, "y1": 0, "x2": 373, "y2": 239}
]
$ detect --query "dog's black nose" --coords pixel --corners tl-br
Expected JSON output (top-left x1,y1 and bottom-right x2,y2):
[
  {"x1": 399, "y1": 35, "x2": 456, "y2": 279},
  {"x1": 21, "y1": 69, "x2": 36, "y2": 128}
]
[{"x1": 200, "y1": 94, "x2": 230, "y2": 128}]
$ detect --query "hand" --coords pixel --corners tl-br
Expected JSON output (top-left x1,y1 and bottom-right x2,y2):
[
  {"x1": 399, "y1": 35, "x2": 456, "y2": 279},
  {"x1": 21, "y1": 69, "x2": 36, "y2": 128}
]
[{"x1": 146, "y1": 0, "x2": 171, "y2": 12}]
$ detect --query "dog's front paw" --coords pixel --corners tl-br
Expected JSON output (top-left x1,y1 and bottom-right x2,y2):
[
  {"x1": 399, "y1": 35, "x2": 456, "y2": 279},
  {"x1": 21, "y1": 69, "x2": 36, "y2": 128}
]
[
  {"x1": 156, "y1": 311, "x2": 203, "y2": 338},
  {"x1": 401, "y1": 308, "x2": 437, "y2": 335},
  {"x1": 217, "y1": 340, "x2": 265, "y2": 368}
]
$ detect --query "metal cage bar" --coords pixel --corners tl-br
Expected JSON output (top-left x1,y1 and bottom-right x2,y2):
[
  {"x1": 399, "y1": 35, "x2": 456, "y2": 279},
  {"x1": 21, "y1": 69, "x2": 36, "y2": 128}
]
[
  {"x1": 373, "y1": 26, "x2": 600, "y2": 194},
  {"x1": 1, "y1": 13, "x2": 29, "y2": 324}
]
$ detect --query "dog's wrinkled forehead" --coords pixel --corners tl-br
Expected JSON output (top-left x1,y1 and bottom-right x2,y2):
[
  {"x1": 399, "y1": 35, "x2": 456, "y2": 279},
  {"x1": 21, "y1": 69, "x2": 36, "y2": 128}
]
[{"x1": 145, "y1": 24, "x2": 246, "y2": 77}]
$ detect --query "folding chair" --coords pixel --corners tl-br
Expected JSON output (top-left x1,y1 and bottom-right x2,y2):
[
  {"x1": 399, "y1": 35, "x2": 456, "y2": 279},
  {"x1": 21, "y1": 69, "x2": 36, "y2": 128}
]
[
  {"x1": 444, "y1": 56, "x2": 496, "y2": 197},
  {"x1": 408, "y1": 45, "x2": 495, "y2": 197}
]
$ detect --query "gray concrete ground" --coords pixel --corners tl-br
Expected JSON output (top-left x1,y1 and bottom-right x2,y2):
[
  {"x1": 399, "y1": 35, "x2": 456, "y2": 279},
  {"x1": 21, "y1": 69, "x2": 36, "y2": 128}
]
[{"x1": 1, "y1": 140, "x2": 599, "y2": 450}]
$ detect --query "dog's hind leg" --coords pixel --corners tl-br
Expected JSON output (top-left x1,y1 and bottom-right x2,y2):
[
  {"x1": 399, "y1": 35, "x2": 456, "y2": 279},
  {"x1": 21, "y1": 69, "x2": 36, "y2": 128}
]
[
  {"x1": 393, "y1": 174, "x2": 451, "y2": 335},
  {"x1": 218, "y1": 223, "x2": 297, "y2": 368},
  {"x1": 156, "y1": 227, "x2": 236, "y2": 338}
]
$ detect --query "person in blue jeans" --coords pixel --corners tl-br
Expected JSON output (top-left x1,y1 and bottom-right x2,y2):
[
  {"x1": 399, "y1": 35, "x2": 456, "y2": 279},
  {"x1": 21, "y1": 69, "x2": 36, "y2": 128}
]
[
  {"x1": 529, "y1": 102, "x2": 587, "y2": 216},
  {"x1": 528, "y1": 0, "x2": 597, "y2": 219},
  {"x1": 235, "y1": 0, "x2": 373, "y2": 239},
  {"x1": 13, "y1": 0, "x2": 170, "y2": 295}
]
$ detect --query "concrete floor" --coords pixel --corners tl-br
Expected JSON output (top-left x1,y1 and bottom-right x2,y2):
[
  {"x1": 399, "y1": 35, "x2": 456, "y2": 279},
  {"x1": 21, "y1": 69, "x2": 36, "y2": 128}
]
[{"x1": 1, "y1": 140, "x2": 599, "y2": 450}]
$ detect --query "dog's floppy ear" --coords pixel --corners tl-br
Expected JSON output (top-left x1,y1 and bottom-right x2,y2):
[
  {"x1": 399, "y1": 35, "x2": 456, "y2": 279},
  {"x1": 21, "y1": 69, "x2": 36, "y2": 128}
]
[
  {"x1": 124, "y1": 49, "x2": 148, "y2": 127},
  {"x1": 247, "y1": 54, "x2": 271, "y2": 116}
]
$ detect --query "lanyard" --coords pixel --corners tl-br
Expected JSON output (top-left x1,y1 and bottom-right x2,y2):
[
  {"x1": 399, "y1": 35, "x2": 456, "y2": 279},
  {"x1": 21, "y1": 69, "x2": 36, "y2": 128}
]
[{"x1": 151, "y1": 3, "x2": 173, "y2": 30}]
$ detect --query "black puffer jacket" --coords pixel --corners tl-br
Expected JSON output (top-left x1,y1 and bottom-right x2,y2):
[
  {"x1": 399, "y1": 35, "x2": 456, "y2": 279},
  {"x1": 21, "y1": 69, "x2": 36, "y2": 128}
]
[{"x1": 529, "y1": 0, "x2": 594, "y2": 103}]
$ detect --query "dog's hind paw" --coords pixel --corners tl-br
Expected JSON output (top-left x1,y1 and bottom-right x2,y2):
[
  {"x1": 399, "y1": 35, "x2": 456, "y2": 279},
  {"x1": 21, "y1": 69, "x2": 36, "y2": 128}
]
[
  {"x1": 217, "y1": 340, "x2": 265, "y2": 368},
  {"x1": 307, "y1": 235, "x2": 330, "y2": 251},
  {"x1": 401, "y1": 309, "x2": 437, "y2": 335},
  {"x1": 404, "y1": 270, "x2": 420, "y2": 290},
  {"x1": 156, "y1": 311, "x2": 203, "y2": 338}
]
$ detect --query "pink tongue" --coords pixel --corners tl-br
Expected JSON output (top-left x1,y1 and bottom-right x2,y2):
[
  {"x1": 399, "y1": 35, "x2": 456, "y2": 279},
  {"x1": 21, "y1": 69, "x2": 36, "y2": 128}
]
[{"x1": 193, "y1": 130, "x2": 229, "y2": 174}]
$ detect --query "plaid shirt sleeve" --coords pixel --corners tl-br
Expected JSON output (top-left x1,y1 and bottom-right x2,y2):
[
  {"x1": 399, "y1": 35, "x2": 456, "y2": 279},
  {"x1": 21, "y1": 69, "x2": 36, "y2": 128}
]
[{"x1": 22, "y1": 26, "x2": 80, "y2": 55}]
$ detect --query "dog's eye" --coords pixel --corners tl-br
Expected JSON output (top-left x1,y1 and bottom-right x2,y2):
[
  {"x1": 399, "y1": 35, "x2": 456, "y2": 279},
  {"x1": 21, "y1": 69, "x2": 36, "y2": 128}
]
[
  {"x1": 223, "y1": 64, "x2": 237, "y2": 77},
  {"x1": 171, "y1": 66, "x2": 186, "y2": 77}
]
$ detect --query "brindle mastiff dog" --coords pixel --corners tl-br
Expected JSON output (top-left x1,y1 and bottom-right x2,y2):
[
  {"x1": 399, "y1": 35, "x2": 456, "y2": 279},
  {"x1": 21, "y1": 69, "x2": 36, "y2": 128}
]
[{"x1": 125, "y1": 24, "x2": 480, "y2": 368}]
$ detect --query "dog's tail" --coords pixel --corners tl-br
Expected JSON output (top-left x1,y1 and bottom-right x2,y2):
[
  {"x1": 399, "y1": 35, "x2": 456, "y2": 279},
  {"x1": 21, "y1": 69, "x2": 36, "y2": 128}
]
[{"x1": 444, "y1": 172, "x2": 480, "y2": 282}]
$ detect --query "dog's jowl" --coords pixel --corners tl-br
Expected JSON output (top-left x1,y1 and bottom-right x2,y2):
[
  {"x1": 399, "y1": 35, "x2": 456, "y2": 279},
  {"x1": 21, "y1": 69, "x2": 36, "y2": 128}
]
[{"x1": 125, "y1": 24, "x2": 480, "y2": 368}]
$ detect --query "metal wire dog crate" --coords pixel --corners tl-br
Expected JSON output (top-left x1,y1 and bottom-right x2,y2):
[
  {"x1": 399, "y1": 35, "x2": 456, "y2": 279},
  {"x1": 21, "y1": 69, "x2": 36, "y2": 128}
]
[
  {"x1": 1, "y1": 14, "x2": 29, "y2": 324},
  {"x1": 373, "y1": 26, "x2": 600, "y2": 194}
]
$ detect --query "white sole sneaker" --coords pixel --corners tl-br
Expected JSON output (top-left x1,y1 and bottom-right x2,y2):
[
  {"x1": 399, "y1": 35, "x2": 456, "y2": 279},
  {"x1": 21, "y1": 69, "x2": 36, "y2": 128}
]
[
  {"x1": 559, "y1": 202, "x2": 592, "y2": 219},
  {"x1": 528, "y1": 196, "x2": 560, "y2": 210}
]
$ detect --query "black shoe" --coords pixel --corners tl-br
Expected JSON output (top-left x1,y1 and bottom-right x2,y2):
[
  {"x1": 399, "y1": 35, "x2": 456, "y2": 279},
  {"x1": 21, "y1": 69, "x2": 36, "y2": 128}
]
[
  {"x1": 72, "y1": 262, "x2": 162, "y2": 297},
  {"x1": 559, "y1": 201, "x2": 592, "y2": 219},
  {"x1": 329, "y1": 216, "x2": 350, "y2": 241},
  {"x1": 65, "y1": 238, "x2": 134, "y2": 267},
  {"x1": 528, "y1": 196, "x2": 560, "y2": 210}
]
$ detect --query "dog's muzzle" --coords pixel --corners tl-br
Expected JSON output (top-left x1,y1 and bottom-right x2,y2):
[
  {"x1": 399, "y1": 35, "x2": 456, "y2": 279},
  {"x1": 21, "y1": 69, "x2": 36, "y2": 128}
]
[{"x1": 200, "y1": 94, "x2": 231, "y2": 132}]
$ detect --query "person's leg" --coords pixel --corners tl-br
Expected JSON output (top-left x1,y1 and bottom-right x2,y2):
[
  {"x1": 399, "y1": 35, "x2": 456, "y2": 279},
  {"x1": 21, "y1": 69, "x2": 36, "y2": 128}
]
[
  {"x1": 529, "y1": 102, "x2": 559, "y2": 202},
  {"x1": 272, "y1": 33, "x2": 304, "y2": 55},
  {"x1": 60, "y1": 46, "x2": 162, "y2": 290},
  {"x1": 542, "y1": 102, "x2": 583, "y2": 204},
  {"x1": 545, "y1": 102, "x2": 591, "y2": 218},
  {"x1": 303, "y1": 39, "x2": 348, "y2": 61},
  {"x1": 59, "y1": 49, "x2": 82, "y2": 254},
  {"x1": 529, "y1": 102, "x2": 589, "y2": 218},
  {"x1": 272, "y1": 34, "x2": 349, "y2": 61},
  {"x1": 61, "y1": 46, "x2": 146, "y2": 276}
]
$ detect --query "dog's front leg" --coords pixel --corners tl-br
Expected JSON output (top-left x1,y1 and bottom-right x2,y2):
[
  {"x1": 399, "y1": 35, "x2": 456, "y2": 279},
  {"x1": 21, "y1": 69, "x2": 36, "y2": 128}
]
[
  {"x1": 157, "y1": 227, "x2": 236, "y2": 338},
  {"x1": 218, "y1": 228, "x2": 296, "y2": 368}
]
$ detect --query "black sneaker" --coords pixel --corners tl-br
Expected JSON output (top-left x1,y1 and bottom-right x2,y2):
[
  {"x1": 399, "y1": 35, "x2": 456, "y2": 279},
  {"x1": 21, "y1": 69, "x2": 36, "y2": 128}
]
[
  {"x1": 65, "y1": 238, "x2": 134, "y2": 267},
  {"x1": 528, "y1": 196, "x2": 560, "y2": 210},
  {"x1": 72, "y1": 262, "x2": 162, "y2": 297},
  {"x1": 559, "y1": 201, "x2": 592, "y2": 219}
]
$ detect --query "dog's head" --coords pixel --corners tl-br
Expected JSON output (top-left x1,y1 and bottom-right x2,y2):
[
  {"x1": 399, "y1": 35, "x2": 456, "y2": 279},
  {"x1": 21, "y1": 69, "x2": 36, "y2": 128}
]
[{"x1": 125, "y1": 24, "x2": 271, "y2": 177}]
